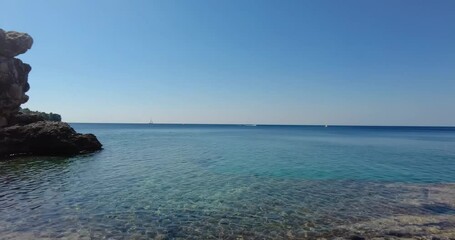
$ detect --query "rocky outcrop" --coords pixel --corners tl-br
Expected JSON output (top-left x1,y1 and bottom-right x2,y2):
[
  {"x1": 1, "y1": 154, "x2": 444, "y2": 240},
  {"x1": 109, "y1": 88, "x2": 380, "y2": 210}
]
[
  {"x1": 0, "y1": 121, "x2": 102, "y2": 156},
  {"x1": 8, "y1": 112, "x2": 46, "y2": 126},
  {"x1": 0, "y1": 29, "x2": 33, "y2": 58},
  {"x1": 0, "y1": 29, "x2": 33, "y2": 127},
  {"x1": 0, "y1": 28, "x2": 102, "y2": 158}
]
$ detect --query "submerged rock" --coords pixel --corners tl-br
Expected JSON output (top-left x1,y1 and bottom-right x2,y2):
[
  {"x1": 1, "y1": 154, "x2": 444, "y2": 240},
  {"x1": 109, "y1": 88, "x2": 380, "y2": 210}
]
[{"x1": 0, "y1": 121, "x2": 102, "y2": 157}]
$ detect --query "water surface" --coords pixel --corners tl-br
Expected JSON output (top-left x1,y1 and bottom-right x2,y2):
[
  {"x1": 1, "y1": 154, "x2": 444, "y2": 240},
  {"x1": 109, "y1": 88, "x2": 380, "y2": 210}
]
[{"x1": 1, "y1": 124, "x2": 455, "y2": 239}]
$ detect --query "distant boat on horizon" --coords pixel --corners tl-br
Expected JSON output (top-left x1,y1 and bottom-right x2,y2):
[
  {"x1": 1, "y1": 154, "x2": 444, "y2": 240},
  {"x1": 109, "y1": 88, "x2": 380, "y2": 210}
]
[{"x1": 149, "y1": 118, "x2": 154, "y2": 124}]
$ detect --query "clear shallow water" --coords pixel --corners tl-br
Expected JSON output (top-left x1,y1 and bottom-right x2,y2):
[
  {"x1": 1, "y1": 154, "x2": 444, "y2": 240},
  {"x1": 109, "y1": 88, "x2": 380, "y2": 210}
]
[{"x1": 1, "y1": 124, "x2": 455, "y2": 239}]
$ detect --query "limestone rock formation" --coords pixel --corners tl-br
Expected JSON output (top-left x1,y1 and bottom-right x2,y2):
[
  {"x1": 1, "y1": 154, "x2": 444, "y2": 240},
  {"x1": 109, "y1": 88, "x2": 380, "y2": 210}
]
[{"x1": 0, "y1": 28, "x2": 102, "y2": 158}]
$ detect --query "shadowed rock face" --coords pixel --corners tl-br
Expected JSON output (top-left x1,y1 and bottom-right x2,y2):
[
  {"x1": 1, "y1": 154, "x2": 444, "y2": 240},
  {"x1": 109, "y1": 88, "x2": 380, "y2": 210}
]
[
  {"x1": 0, "y1": 58, "x2": 31, "y2": 125},
  {"x1": 0, "y1": 29, "x2": 33, "y2": 127},
  {"x1": 0, "y1": 28, "x2": 102, "y2": 158},
  {"x1": 0, "y1": 121, "x2": 102, "y2": 157}
]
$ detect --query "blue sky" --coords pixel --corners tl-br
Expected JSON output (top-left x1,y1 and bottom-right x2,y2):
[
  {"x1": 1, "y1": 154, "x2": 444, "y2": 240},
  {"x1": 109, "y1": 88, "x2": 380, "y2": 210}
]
[{"x1": 1, "y1": 0, "x2": 454, "y2": 125}]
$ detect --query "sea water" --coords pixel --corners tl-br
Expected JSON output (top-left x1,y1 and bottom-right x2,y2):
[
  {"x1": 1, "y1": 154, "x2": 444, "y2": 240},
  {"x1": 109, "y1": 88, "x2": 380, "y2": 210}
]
[{"x1": 1, "y1": 124, "x2": 454, "y2": 238}]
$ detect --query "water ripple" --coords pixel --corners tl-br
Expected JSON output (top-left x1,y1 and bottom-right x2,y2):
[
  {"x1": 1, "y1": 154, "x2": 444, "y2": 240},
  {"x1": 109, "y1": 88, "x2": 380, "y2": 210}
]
[{"x1": 1, "y1": 124, "x2": 455, "y2": 239}]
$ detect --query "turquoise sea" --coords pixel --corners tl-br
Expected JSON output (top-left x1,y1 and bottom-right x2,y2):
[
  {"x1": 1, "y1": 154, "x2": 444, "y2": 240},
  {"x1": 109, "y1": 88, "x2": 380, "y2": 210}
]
[{"x1": 1, "y1": 124, "x2": 455, "y2": 239}]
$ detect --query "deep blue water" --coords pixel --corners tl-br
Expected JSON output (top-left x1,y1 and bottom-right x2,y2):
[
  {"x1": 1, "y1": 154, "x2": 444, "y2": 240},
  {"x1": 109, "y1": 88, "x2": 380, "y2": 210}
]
[{"x1": 1, "y1": 124, "x2": 454, "y2": 239}]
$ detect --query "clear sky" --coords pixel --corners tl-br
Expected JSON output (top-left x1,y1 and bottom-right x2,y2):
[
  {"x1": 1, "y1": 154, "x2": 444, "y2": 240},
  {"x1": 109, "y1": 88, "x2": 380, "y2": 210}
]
[{"x1": 1, "y1": 0, "x2": 454, "y2": 125}]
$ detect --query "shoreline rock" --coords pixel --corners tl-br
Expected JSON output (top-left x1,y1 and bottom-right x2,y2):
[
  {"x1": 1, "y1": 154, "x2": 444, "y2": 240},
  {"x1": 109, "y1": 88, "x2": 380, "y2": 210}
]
[
  {"x1": 0, "y1": 28, "x2": 102, "y2": 157},
  {"x1": 0, "y1": 120, "x2": 102, "y2": 158}
]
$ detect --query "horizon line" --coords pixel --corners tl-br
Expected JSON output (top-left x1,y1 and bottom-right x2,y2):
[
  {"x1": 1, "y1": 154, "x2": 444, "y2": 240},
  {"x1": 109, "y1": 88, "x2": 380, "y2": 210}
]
[{"x1": 66, "y1": 122, "x2": 455, "y2": 128}]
